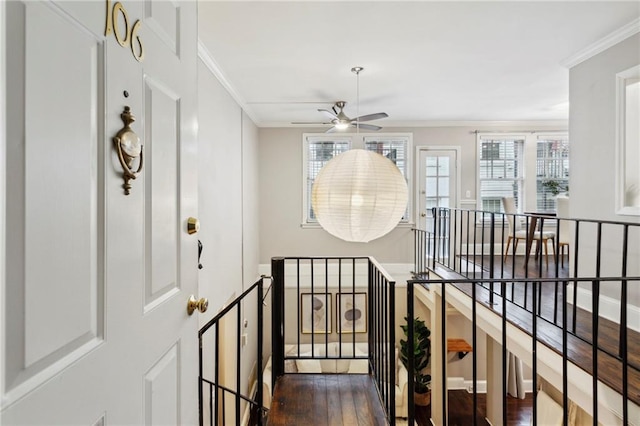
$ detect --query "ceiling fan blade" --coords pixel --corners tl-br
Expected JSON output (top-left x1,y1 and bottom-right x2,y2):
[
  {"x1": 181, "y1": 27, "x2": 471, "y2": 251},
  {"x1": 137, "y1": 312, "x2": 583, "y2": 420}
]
[
  {"x1": 318, "y1": 108, "x2": 338, "y2": 119},
  {"x1": 351, "y1": 112, "x2": 388, "y2": 122},
  {"x1": 352, "y1": 123, "x2": 382, "y2": 131},
  {"x1": 325, "y1": 126, "x2": 338, "y2": 134}
]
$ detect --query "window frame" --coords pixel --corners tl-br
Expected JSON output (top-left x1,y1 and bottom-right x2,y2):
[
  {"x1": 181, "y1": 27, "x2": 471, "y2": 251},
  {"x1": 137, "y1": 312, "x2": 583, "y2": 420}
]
[
  {"x1": 301, "y1": 132, "x2": 413, "y2": 227},
  {"x1": 536, "y1": 135, "x2": 570, "y2": 212},
  {"x1": 476, "y1": 133, "x2": 527, "y2": 214},
  {"x1": 476, "y1": 131, "x2": 570, "y2": 220}
]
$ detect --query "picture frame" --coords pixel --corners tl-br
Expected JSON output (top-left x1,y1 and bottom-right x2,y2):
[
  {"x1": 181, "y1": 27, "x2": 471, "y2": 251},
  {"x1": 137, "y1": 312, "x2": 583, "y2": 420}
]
[
  {"x1": 337, "y1": 292, "x2": 367, "y2": 333},
  {"x1": 300, "y1": 293, "x2": 332, "y2": 334}
]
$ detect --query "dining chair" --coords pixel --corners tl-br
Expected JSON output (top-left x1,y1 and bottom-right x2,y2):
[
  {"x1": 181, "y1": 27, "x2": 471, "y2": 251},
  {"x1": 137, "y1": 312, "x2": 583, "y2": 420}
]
[
  {"x1": 501, "y1": 196, "x2": 556, "y2": 266},
  {"x1": 555, "y1": 196, "x2": 571, "y2": 267}
]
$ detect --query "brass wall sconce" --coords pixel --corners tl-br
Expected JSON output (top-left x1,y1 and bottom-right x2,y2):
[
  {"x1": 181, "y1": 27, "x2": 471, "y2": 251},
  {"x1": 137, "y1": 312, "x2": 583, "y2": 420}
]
[{"x1": 113, "y1": 106, "x2": 143, "y2": 195}]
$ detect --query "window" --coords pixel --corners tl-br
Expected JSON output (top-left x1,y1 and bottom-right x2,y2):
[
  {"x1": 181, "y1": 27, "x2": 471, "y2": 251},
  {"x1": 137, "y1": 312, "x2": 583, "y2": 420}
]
[
  {"x1": 364, "y1": 137, "x2": 407, "y2": 176},
  {"x1": 477, "y1": 132, "x2": 570, "y2": 215},
  {"x1": 305, "y1": 137, "x2": 351, "y2": 221},
  {"x1": 303, "y1": 133, "x2": 411, "y2": 225},
  {"x1": 364, "y1": 137, "x2": 410, "y2": 220},
  {"x1": 478, "y1": 136, "x2": 525, "y2": 212},
  {"x1": 536, "y1": 136, "x2": 569, "y2": 211}
]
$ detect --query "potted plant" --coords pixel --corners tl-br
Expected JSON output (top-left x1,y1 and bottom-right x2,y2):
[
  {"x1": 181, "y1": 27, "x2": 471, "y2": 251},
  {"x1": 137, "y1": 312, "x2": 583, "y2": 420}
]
[{"x1": 400, "y1": 316, "x2": 432, "y2": 406}]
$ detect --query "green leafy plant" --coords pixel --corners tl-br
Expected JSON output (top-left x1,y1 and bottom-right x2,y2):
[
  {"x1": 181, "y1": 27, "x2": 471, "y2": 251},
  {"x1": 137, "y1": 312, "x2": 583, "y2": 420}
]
[
  {"x1": 541, "y1": 179, "x2": 569, "y2": 196},
  {"x1": 400, "y1": 316, "x2": 431, "y2": 394}
]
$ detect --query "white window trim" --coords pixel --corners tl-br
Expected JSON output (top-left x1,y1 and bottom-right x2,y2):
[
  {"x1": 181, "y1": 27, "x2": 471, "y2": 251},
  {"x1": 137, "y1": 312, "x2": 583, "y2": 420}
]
[
  {"x1": 615, "y1": 64, "x2": 640, "y2": 216},
  {"x1": 301, "y1": 132, "x2": 414, "y2": 227}
]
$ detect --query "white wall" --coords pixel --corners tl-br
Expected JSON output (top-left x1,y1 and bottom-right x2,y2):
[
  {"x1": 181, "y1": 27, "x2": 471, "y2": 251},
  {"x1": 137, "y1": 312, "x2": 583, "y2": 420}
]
[
  {"x1": 569, "y1": 33, "x2": 640, "y2": 308},
  {"x1": 198, "y1": 58, "x2": 244, "y2": 314},
  {"x1": 197, "y1": 55, "x2": 261, "y2": 422}
]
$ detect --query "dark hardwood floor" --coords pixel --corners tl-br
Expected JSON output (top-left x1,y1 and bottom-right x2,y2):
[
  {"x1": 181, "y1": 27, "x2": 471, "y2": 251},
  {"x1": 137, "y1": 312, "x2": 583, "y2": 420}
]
[
  {"x1": 449, "y1": 255, "x2": 640, "y2": 405},
  {"x1": 415, "y1": 390, "x2": 533, "y2": 426},
  {"x1": 267, "y1": 374, "x2": 388, "y2": 426}
]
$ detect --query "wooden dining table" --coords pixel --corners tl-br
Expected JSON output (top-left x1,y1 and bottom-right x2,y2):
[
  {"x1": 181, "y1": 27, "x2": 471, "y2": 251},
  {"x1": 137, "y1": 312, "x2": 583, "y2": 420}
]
[{"x1": 523, "y1": 211, "x2": 556, "y2": 268}]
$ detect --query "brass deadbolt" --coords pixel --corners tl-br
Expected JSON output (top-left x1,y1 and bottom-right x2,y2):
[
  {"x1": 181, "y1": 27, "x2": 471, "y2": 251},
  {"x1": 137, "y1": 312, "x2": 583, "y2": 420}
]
[
  {"x1": 187, "y1": 217, "x2": 200, "y2": 234},
  {"x1": 187, "y1": 295, "x2": 209, "y2": 315}
]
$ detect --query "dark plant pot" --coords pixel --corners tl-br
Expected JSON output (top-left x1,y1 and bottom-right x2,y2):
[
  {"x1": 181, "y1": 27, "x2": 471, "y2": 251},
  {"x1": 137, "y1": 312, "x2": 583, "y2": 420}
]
[{"x1": 414, "y1": 390, "x2": 431, "y2": 406}]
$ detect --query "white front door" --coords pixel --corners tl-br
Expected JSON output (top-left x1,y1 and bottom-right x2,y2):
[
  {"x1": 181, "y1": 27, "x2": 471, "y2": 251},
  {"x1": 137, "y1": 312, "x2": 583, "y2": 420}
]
[{"x1": 1, "y1": 1, "x2": 199, "y2": 424}]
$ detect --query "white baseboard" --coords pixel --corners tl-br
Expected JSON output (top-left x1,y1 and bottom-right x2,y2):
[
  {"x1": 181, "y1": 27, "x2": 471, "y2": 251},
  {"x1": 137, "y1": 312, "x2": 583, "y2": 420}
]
[
  {"x1": 568, "y1": 284, "x2": 640, "y2": 332},
  {"x1": 258, "y1": 262, "x2": 414, "y2": 287},
  {"x1": 443, "y1": 377, "x2": 533, "y2": 394}
]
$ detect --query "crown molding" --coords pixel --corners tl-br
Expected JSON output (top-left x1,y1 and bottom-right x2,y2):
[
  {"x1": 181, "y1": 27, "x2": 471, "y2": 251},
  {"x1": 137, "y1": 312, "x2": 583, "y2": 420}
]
[
  {"x1": 562, "y1": 18, "x2": 640, "y2": 69},
  {"x1": 197, "y1": 39, "x2": 261, "y2": 126},
  {"x1": 265, "y1": 119, "x2": 568, "y2": 129}
]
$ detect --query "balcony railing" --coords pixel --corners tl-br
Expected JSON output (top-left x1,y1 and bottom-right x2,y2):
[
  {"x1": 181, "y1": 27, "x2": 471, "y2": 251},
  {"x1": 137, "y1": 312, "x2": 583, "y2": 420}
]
[{"x1": 411, "y1": 207, "x2": 640, "y2": 425}]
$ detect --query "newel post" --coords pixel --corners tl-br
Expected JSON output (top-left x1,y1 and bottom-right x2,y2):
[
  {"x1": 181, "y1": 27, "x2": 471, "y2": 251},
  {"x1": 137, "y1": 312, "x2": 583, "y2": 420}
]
[{"x1": 271, "y1": 257, "x2": 285, "y2": 390}]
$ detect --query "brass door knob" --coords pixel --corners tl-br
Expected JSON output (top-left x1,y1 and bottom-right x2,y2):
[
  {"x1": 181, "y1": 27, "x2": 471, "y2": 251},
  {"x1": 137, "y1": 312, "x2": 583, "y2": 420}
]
[
  {"x1": 187, "y1": 295, "x2": 208, "y2": 315},
  {"x1": 187, "y1": 217, "x2": 200, "y2": 234}
]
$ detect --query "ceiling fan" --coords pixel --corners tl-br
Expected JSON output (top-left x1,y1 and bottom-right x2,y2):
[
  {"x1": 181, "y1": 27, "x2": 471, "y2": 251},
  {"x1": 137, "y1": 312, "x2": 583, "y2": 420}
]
[{"x1": 292, "y1": 67, "x2": 388, "y2": 133}]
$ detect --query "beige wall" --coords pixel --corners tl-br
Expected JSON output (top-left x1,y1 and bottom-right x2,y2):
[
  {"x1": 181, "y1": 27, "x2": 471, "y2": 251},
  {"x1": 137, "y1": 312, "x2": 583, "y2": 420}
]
[{"x1": 258, "y1": 125, "x2": 566, "y2": 265}]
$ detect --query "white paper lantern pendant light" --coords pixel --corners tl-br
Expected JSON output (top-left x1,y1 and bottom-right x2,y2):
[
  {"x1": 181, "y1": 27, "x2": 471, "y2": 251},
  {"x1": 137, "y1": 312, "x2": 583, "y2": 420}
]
[{"x1": 311, "y1": 67, "x2": 408, "y2": 243}]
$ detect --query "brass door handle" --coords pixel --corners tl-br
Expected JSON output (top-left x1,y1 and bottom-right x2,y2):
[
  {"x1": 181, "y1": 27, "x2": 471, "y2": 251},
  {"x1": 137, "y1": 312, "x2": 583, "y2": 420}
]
[
  {"x1": 420, "y1": 212, "x2": 427, "y2": 217},
  {"x1": 187, "y1": 295, "x2": 208, "y2": 315}
]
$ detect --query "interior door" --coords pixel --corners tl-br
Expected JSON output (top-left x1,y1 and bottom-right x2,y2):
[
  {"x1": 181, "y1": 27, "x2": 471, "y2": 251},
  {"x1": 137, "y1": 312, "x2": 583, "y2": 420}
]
[{"x1": 1, "y1": 1, "x2": 199, "y2": 424}]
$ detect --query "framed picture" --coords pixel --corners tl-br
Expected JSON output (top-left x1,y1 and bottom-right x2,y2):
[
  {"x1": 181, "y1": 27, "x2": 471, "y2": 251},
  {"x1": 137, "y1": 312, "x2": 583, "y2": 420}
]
[
  {"x1": 300, "y1": 293, "x2": 332, "y2": 334},
  {"x1": 337, "y1": 292, "x2": 367, "y2": 333}
]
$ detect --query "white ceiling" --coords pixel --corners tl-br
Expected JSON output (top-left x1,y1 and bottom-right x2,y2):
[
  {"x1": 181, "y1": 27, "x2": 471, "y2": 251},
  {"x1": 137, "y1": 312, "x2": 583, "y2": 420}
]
[{"x1": 198, "y1": 1, "x2": 640, "y2": 128}]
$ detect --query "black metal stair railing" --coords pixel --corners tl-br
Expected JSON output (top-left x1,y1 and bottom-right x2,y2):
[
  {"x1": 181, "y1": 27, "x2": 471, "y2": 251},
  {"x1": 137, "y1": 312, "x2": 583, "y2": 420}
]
[
  {"x1": 404, "y1": 275, "x2": 640, "y2": 426},
  {"x1": 270, "y1": 256, "x2": 397, "y2": 424},
  {"x1": 198, "y1": 277, "x2": 267, "y2": 426}
]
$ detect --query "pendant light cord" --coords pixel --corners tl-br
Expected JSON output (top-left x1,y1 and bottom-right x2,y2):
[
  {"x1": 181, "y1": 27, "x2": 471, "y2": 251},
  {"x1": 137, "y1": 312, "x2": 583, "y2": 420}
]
[
  {"x1": 356, "y1": 69, "x2": 360, "y2": 136},
  {"x1": 352, "y1": 66, "x2": 363, "y2": 137}
]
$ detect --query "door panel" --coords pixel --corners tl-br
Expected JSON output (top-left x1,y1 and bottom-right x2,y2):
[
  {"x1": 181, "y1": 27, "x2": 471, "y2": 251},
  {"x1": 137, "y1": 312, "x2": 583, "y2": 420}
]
[
  {"x1": 3, "y1": 0, "x2": 105, "y2": 407},
  {"x1": 144, "y1": 76, "x2": 180, "y2": 311},
  {"x1": 1, "y1": 1, "x2": 199, "y2": 424},
  {"x1": 144, "y1": 342, "x2": 180, "y2": 425}
]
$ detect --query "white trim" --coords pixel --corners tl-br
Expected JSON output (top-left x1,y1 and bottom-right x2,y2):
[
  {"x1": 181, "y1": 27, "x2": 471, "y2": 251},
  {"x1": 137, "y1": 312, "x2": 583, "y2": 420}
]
[
  {"x1": 265, "y1": 120, "x2": 569, "y2": 129},
  {"x1": 197, "y1": 39, "x2": 260, "y2": 125},
  {"x1": 615, "y1": 65, "x2": 640, "y2": 216},
  {"x1": 258, "y1": 262, "x2": 414, "y2": 286},
  {"x1": 568, "y1": 284, "x2": 640, "y2": 333},
  {"x1": 562, "y1": 18, "x2": 640, "y2": 69},
  {"x1": 452, "y1": 378, "x2": 533, "y2": 395},
  {"x1": 0, "y1": 0, "x2": 6, "y2": 410}
]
